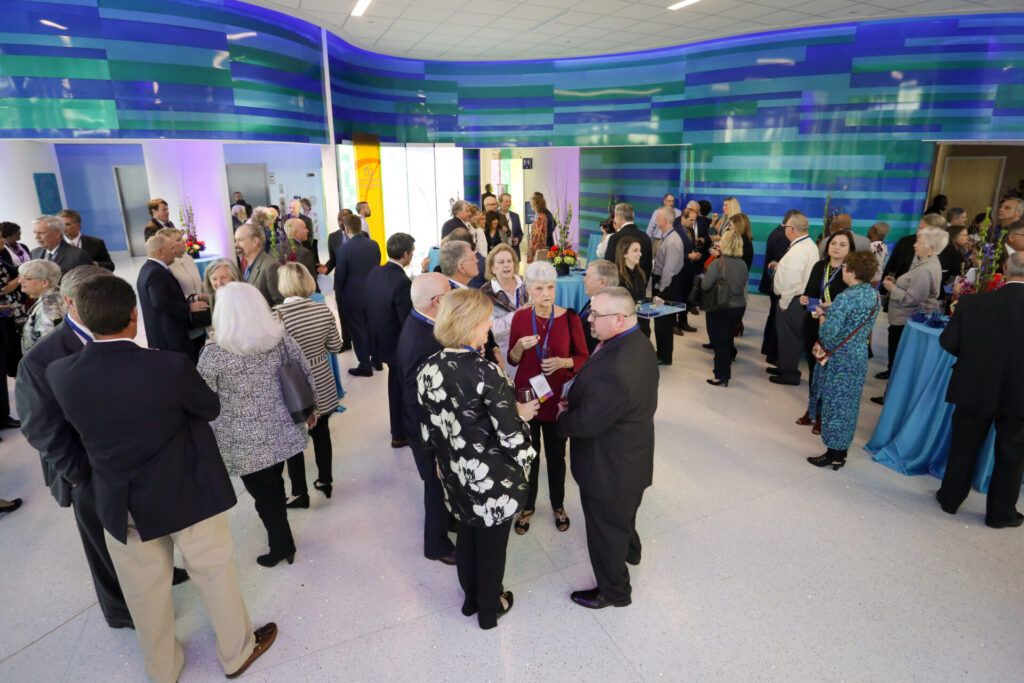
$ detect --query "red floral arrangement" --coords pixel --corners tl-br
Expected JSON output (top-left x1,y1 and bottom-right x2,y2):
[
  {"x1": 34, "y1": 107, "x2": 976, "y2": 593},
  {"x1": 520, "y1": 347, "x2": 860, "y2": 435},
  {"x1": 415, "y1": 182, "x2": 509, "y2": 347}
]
[
  {"x1": 185, "y1": 238, "x2": 206, "y2": 257},
  {"x1": 548, "y1": 245, "x2": 577, "y2": 267}
]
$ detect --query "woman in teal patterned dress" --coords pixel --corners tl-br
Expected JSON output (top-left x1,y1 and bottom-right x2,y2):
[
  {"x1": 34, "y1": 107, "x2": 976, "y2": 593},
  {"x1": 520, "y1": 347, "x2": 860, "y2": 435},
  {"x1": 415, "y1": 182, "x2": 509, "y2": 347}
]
[{"x1": 807, "y1": 251, "x2": 881, "y2": 470}]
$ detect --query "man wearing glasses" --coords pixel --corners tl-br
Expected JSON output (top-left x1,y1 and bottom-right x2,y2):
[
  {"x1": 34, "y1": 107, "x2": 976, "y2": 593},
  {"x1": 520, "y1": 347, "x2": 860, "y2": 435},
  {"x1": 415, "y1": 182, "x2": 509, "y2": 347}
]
[
  {"x1": 770, "y1": 211, "x2": 818, "y2": 386},
  {"x1": 556, "y1": 286, "x2": 658, "y2": 609}
]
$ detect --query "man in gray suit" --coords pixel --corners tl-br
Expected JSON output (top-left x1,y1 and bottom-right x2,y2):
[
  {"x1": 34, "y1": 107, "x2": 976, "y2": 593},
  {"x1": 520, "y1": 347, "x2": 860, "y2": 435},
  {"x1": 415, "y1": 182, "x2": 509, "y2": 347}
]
[
  {"x1": 234, "y1": 223, "x2": 283, "y2": 306},
  {"x1": 30, "y1": 215, "x2": 93, "y2": 274}
]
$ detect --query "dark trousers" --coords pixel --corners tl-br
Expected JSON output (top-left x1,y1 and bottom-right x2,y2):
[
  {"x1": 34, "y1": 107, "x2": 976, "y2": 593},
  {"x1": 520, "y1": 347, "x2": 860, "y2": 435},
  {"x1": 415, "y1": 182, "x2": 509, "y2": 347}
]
[
  {"x1": 887, "y1": 324, "x2": 905, "y2": 373},
  {"x1": 0, "y1": 318, "x2": 11, "y2": 417},
  {"x1": 580, "y1": 489, "x2": 644, "y2": 603},
  {"x1": 286, "y1": 412, "x2": 333, "y2": 497},
  {"x1": 411, "y1": 440, "x2": 455, "y2": 558},
  {"x1": 455, "y1": 519, "x2": 511, "y2": 623},
  {"x1": 707, "y1": 306, "x2": 745, "y2": 381},
  {"x1": 776, "y1": 299, "x2": 805, "y2": 383},
  {"x1": 761, "y1": 293, "x2": 780, "y2": 362},
  {"x1": 334, "y1": 293, "x2": 351, "y2": 346},
  {"x1": 938, "y1": 407, "x2": 1024, "y2": 525},
  {"x1": 71, "y1": 481, "x2": 131, "y2": 625},
  {"x1": 346, "y1": 307, "x2": 371, "y2": 369},
  {"x1": 638, "y1": 318, "x2": 651, "y2": 338},
  {"x1": 190, "y1": 335, "x2": 206, "y2": 363},
  {"x1": 386, "y1": 363, "x2": 405, "y2": 440},
  {"x1": 240, "y1": 461, "x2": 295, "y2": 555},
  {"x1": 525, "y1": 419, "x2": 566, "y2": 512},
  {"x1": 653, "y1": 315, "x2": 675, "y2": 363}
]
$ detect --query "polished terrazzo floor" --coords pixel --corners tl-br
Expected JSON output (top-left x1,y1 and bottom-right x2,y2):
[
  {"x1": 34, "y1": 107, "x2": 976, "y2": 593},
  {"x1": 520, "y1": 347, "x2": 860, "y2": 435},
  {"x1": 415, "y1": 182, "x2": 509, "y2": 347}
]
[{"x1": 1, "y1": 264, "x2": 1022, "y2": 681}]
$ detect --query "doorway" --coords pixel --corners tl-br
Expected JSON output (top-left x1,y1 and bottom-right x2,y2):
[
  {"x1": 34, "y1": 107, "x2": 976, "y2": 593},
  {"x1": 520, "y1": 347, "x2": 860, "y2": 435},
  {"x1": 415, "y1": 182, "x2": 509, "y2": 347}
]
[
  {"x1": 113, "y1": 165, "x2": 152, "y2": 257},
  {"x1": 226, "y1": 163, "x2": 271, "y2": 211}
]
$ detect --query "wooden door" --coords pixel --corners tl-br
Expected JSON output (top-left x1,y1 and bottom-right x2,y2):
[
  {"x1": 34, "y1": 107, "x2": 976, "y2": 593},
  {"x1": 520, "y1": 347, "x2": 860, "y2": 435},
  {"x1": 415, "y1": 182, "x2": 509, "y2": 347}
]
[{"x1": 941, "y1": 157, "x2": 1005, "y2": 219}]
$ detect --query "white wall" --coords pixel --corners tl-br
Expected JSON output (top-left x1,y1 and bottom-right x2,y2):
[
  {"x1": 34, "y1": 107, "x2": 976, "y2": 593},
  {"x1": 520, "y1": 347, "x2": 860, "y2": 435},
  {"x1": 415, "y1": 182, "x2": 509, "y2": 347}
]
[{"x1": 0, "y1": 141, "x2": 66, "y2": 231}]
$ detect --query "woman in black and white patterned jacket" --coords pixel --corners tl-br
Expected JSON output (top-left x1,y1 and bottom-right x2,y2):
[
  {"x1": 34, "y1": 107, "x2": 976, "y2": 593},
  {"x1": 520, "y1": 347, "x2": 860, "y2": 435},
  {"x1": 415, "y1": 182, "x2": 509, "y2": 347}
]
[{"x1": 417, "y1": 288, "x2": 538, "y2": 630}]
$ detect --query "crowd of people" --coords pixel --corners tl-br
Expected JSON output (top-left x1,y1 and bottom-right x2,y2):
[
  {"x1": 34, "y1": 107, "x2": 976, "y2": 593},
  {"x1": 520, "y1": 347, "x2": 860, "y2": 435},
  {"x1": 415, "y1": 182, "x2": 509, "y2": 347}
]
[{"x1": 1, "y1": 184, "x2": 1022, "y2": 680}]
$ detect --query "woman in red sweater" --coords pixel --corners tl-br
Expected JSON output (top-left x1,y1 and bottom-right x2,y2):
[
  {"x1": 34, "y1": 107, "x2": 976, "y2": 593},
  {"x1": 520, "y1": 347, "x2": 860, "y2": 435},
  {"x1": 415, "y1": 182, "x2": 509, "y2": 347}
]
[{"x1": 508, "y1": 261, "x2": 589, "y2": 535}]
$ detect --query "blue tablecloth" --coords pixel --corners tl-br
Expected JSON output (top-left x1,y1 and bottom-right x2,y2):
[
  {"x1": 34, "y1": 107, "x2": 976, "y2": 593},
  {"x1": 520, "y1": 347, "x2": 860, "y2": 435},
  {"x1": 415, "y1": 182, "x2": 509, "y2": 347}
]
[
  {"x1": 865, "y1": 319, "x2": 994, "y2": 493},
  {"x1": 555, "y1": 273, "x2": 588, "y2": 312},
  {"x1": 310, "y1": 293, "x2": 346, "y2": 412}
]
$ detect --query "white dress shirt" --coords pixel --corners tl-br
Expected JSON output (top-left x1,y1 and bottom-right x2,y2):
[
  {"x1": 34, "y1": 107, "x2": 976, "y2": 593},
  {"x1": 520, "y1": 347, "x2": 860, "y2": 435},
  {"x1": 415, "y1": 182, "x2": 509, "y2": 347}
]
[{"x1": 773, "y1": 235, "x2": 819, "y2": 309}]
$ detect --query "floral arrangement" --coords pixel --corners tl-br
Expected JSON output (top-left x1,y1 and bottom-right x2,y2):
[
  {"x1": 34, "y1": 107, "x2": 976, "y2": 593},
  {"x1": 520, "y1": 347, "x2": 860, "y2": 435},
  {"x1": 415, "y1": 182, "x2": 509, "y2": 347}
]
[
  {"x1": 548, "y1": 202, "x2": 576, "y2": 269},
  {"x1": 822, "y1": 184, "x2": 848, "y2": 237},
  {"x1": 177, "y1": 197, "x2": 206, "y2": 257}
]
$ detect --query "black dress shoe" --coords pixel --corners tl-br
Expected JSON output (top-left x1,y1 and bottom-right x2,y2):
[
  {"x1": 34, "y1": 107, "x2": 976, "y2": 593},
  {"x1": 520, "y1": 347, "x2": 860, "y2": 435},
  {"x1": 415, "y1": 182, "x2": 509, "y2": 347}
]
[
  {"x1": 286, "y1": 493, "x2": 310, "y2": 509},
  {"x1": 701, "y1": 342, "x2": 713, "y2": 349},
  {"x1": 625, "y1": 554, "x2": 641, "y2": 566},
  {"x1": 348, "y1": 366, "x2": 373, "y2": 377},
  {"x1": 372, "y1": 362, "x2": 384, "y2": 371},
  {"x1": 0, "y1": 416, "x2": 21, "y2": 429},
  {"x1": 679, "y1": 322, "x2": 697, "y2": 333},
  {"x1": 769, "y1": 375, "x2": 799, "y2": 386},
  {"x1": 985, "y1": 512, "x2": 1024, "y2": 529},
  {"x1": 657, "y1": 359, "x2": 672, "y2": 366},
  {"x1": 425, "y1": 552, "x2": 457, "y2": 565},
  {"x1": 765, "y1": 367, "x2": 780, "y2": 375},
  {"x1": 707, "y1": 378, "x2": 728, "y2": 387},
  {"x1": 107, "y1": 617, "x2": 135, "y2": 630},
  {"x1": 875, "y1": 370, "x2": 890, "y2": 380},
  {"x1": 870, "y1": 396, "x2": 885, "y2": 405},
  {"x1": 340, "y1": 342, "x2": 353, "y2": 352},
  {"x1": 172, "y1": 567, "x2": 189, "y2": 585},
  {"x1": 935, "y1": 491, "x2": 958, "y2": 515},
  {"x1": 570, "y1": 587, "x2": 631, "y2": 609}
]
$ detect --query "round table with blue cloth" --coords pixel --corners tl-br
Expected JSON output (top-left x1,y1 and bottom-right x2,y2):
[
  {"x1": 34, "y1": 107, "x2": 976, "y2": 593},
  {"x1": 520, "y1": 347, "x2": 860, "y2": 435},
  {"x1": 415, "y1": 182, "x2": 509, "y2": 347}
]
[
  {"x1": 554, "y1": 273, "x2": 588, "y2": 313},
  {"x1": 865, "y1": 318, "x2": 1001, "y2": 493}
]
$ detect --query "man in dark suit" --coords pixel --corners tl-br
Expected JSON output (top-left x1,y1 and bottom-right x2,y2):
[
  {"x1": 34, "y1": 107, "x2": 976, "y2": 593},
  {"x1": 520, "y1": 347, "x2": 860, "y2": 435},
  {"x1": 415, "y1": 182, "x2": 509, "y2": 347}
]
[
  {"x1": 396, "y1": 273, "x2": 455, "y2": 565},
  {"x1": 652, "y1": 207, "x2": 703, "y2": 363},
  {"x1": 57, "y1": 209, "x2": 114, "y2": 271},
  {"x1": 580, "y1": 259, "x2": 619, "y2": 353},
  {"x1": 30, "y1": 215, "x2": 93, "y2": 274},
  {"x1": 497, "y1": 192, "x2": 523, "y2": 259},
  {"x1": 137, "y1": 234, "x2": 208, "y2": 362},
  {"x1": 335, "y1": 213, "x2": 382, "y2": 376},
  {"x1": 319, "y1": 211, "x2": 354, "y2": 351},
  {"x1": 759, "y1": 210, "x2": 799, "y2": 366},
  {"x1": 235, "y1": 223, "x2": 283, "y2": 306},
  {"x1": 936, "y1": 253, "x2": 1024, "y2": 529},
  {"x1": 46, "y1": 276, "x2": 276, "y2": 682},
  {"x1": 144, "y1": 198, "x2": 175, "y2": 241},
  {"x1": 286, "y1": 199, "x2": 314, "y2": 236},
  {"x1": 604, "y1": 203, "x2": 653, "y2": 280},
  {"x1": 556, "y1": 286, "x2": 659, "y2": 608},
  {"x1": 441, "y1": 200, "x2": 472, "y2": 239},
  {"x1": 366, "y1": 233, "x2": 414, "y2": 447},
  {"x1": 284, "y1": 218, "x2": 319, "y2": 288}
]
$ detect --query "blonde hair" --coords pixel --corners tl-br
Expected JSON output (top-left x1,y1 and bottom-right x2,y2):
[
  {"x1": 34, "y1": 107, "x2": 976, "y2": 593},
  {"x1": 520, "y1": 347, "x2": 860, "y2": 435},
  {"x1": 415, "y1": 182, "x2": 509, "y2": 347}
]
[
  {"x1": 277, "y1": 261, "x2": 316, "y2": 298},
  {"x1": 730, "y1": 213, "x2": 752, "y2": 241},
  {"x1": 156, "y1": 227, "x2": 182, "y2": 240},
  {"x1": 433, "y1": 288, "x2": 492, "y2": 348},
  {"x1": 720, "y1": 230, "x2": 744, "y2": 258},
  {"x1": 485, "y1": 243, "x2": 519, "y2": 280},
  {"x1": 724, "y1": 197, "x2": 741, "y2": 218},
  {"x1": 211, "y1": 282, "x2": 284, "y2": 356}
]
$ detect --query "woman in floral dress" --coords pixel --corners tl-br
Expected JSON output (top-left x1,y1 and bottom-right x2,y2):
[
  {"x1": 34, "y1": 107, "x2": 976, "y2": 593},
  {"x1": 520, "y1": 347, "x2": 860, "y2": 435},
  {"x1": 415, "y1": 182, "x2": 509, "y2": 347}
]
[
  {"x1": 417, "y1": 288, "x2": 538, "y2": 629},
  {"x1": 807, "y1": 251, "x2": 881, "y2": 471}
]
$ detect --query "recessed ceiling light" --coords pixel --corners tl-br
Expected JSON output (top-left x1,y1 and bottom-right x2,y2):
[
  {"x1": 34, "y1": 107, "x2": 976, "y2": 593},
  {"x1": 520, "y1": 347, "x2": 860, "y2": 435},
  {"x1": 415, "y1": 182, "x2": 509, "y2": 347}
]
[
  {"x1": 667, "y1": 0, "x2": 701, "y2": 9},
  {"x1": 352, "y1": 0, "x2": 374, "y2": 17},
  {"x1": 39, "y1": 19, "x2": 68, "y2": 30}
]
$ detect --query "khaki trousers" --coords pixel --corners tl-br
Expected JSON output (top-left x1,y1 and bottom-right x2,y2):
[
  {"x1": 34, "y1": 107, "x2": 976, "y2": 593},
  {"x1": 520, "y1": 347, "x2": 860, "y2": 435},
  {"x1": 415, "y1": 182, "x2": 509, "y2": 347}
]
[{"x1": 104, "y1": 512, "x2": 255, "y2": 683}]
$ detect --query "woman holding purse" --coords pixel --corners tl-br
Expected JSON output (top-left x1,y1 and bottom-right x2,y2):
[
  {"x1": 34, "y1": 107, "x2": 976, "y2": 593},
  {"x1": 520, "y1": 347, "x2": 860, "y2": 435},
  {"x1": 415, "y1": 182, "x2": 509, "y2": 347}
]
[{"x1": 700, "y1": 231, "x2": 748, "y2": 387}]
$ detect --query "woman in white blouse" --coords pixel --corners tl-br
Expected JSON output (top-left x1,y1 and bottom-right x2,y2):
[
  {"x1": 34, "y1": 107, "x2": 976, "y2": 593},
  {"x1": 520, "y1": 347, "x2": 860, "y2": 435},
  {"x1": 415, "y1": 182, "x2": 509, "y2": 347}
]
[{"x1": 479, "y1": 244, "x2": 528, "y2": 380}]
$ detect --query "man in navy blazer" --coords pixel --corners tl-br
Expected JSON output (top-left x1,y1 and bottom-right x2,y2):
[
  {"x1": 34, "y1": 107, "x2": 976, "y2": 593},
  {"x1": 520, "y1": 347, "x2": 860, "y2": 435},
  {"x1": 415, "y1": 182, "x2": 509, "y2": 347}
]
[
  {"x1": 441, "y1": 200, "x2": 472, "y2": 239},
  {"x1": 334, "y1": 213, "x2": 382, "y2": 376},
  {"x1": 137, "y1": 234, "x2": 208, "y2": 363},
  {"x1": 46, "y1": 276, "x2": 276, "y2": 682},
  {"x1": 366, "y1": 232, "x2": 415, "y2": 447},
  {"x1": 496, "y1": 193, "x2": 524, "y2": 259},
  {"x1": 556, "y1": 286, "x2": 659, "y2": 610},
  {"x1": 396, "y1": 273, "x2": 455, "y2": 565}
]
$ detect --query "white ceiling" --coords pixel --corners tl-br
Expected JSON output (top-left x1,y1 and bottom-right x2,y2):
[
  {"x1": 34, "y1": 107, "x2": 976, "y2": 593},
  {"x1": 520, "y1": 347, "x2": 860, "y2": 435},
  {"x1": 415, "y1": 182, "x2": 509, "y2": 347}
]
[{"x1": 248, "y1": 0, "x2": 1024, "y2": 61}]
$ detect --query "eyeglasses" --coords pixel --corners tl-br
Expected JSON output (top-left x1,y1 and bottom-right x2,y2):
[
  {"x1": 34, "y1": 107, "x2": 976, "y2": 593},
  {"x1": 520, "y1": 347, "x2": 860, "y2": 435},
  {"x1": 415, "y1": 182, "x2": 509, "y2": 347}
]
[{"x1": 587, "y1": 311, "x2": 620, "y2": 320}]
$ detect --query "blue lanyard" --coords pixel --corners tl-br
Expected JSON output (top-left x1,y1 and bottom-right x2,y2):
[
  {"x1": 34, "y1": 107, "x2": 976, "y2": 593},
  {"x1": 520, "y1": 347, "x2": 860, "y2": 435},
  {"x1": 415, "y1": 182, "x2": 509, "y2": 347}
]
[
  {"x1": 243, "y1": 262, "x2": 254, "y2": 280},
  {"x1": 64, "y1": 314, "x2": 92, "y2": 341},
  {"x1": 461, "y1": 344, "x2": 481, "y2": 355},
  {"x1": 531, "y1": 308, "x2": 552, "y2": 361},
  {"x1": 410, "y1": 309, "x2": 434, "y2": 327},
  {"x1": 514, "y1": 287, "x2": 520, "y2": 308},
  {"x1": 609, "y1": 324, "x2": 639, "y2": 343}
]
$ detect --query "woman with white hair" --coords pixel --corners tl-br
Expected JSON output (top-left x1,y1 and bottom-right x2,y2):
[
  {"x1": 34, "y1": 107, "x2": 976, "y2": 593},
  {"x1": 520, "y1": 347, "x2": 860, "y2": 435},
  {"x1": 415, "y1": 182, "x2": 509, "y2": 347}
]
[
  {"x1": 197, "y1": 282, "x2": 315, "y2": 567},
  {"x1": 507, "y1": 261, "x2": 588, "y2": 535},
  {"x1": 18, "y1": 259, "x2": 65, "y2": 352}
]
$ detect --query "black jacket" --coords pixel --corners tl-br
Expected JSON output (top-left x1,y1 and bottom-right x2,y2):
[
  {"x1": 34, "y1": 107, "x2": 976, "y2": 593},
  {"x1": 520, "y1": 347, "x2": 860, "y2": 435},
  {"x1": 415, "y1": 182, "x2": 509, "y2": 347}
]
[
  {"x1": 78, "y1": 235, "x2": 114, "y2": 271},
  {"x1": 334, "y1": 233, "x2": 381, "y2": 309},
  {"x1": 882, "y1": 234, "x2": 917, "y2": 282},
  {"x1": 322, "y1": 230, "x2": 347, "y2": 275},
  {"x1": 137, "y1": 259, "x2": 194, "y2": 361},
  {"x1": 605, "y1": 224, "x2": 653, "y2": 281},
  {"x1": 47, "y1": 341, "x2": 236, "y2": 543},
  {"x1": 15, "y1": 322, "x2": 88, "y2": 507},
  {"x1": 759, "y1": 225, "x2": 790, "y2": 296},
  {"x1": 941, "y1": 283, "x2": 1024, "y2": 418},
  {"x1": 441, "y1": 217, "x2": 467, "y2": 239},
  {"x1": 396, "y1": 312, "x2": 442, "y2": 479},
  {"x1": 30, "y1": 243, "x2": 93, "y2": 274},
  {"x1": 556, "y1": 327, "x2": 659, "y2": 500},
  {"x1": 365, "y1": 262, "x2": 412, "y2": 365}
]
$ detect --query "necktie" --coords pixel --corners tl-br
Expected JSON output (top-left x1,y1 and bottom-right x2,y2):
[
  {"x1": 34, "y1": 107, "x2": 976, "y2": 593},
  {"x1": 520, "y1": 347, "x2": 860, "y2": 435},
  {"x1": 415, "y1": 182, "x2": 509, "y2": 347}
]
[{"x1": 47, "y1": 251, "x2": 55, "y2": 261}]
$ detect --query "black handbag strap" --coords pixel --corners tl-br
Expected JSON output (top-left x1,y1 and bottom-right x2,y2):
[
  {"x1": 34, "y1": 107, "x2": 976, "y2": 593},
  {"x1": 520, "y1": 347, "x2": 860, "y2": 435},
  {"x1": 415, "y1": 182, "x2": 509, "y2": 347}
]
[{"x1": 828, "y1": 293, "x2": 879, "y2": 354}]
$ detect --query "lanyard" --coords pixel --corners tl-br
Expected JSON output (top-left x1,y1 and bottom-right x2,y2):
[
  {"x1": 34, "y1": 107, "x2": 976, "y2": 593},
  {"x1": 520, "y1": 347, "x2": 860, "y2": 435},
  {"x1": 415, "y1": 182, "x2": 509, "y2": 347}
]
[
  {"x1": 461, "y1": 345, "x2": 481, "y2": 355},
  {"x1": 514, "y1": 287, "x2": 520, "y2": 308},
  {"x1": 243, "y1": 262, "x2": 254, "y2": 280},
  {"x1": 410, "y1": 309, "x2": 435, "y2": 327},
  {"x1": 531, "y1": 308, "x2": 552, "y2": 361},
  {"x1": 64, "y1": 314, "x2": 92, "y2": 342},
  {"x1": 822, "y1": 264, "x2": 842, "y2": 303}
]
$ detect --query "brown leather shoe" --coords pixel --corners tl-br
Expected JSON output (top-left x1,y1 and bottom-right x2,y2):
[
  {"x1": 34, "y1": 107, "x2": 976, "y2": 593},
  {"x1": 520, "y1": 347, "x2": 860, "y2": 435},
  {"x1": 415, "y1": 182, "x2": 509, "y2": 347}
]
[
  {"x1": 226, "y1": 623, "x2": 277, "y2": 679},
  {"x1": 391, "y1": 439, "x2": 409, "y2": 448}
]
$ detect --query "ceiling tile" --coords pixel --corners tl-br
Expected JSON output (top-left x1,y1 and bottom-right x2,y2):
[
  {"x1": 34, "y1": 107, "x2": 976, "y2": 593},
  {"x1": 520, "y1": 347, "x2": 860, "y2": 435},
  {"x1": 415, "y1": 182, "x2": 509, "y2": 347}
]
[{"x1": 503, "y1": 4, "x2": 573, "y2": 22}]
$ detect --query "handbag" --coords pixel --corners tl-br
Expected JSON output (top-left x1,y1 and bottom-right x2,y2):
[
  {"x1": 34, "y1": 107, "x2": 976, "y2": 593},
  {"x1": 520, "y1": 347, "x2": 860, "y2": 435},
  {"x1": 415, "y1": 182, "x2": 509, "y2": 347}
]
[
  {"x1": 699, "y1": 258, "x2": 730, "y2": 313},
  {"x1": 277, "y1": 339, "x2": 316, "y2": 423},
  {"x1": 810, "y1": 296, "x2": 879, "y2": 367}
]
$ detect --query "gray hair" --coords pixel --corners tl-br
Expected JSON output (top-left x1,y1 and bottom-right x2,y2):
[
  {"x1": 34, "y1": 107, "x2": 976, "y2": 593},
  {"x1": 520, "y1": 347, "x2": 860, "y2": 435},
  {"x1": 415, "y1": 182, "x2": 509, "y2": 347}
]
[
  {"x1": 593, "y1": 286, "x2": 636, "y2": 316},
  {"x1": 1005, "y1": 197, "x2": 1024, "y2": 215},
  {"x1": 146, "y1": 234, "x2": 172, "y2": 256},
  {"x1": 202, "y1": 257, "x2": 241, "y2": 295},
  {"x1": 59, "y1": 264, "x2": 113, "y2": 299},
  {"x1": 251, "y1": 206, "x2": 275, "y2": 229},
  {"x1": 656, "y1": 206, "x2": 675, "y2": 222},
  {"x1": 525, "y1": 261, "x2": 557, "y2": 286},
  {"x1": 237, "y1": 222, "x2": 265, "y2": 247},
  {"x1": 918, "y1": 226, "x2": 949, "y2": 255},
  {"x1": 211, "y1": 282, "x2": 284, "y2": 356},
  {"x1": 33, "y1": 215, "x2": 64, "y2": 234},
  {"x1": 18, "y1": 259, "x2": 62, "y2": 290},
  {"x1": 588, "y1": 259, "x2": 619, "y2": 287},
  {"x1": 614, "y1": 203, "x2": 634, "y2": 222},
  {"x1": 438, "y1": 240, "x2": 472, "y2": 277},
  {"x1": 451, "y1": 200, "x2": 470, "y2": 217},
  {"x1": 788, "y1": 211, "x2": 809, "y2": 234},
  {"x1": 231, "y1": 204, "x2": 247, "y2": 222},
  {"x1": 1006, "y1": 252, "x2": 1024, "y2": 278}
]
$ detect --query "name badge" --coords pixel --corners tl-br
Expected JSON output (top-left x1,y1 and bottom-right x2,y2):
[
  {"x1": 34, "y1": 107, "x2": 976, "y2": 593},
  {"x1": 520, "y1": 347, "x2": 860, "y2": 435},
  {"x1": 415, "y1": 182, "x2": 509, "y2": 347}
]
[{"x1": 529, "y1": 373, "x2": 554, "y2": 402}]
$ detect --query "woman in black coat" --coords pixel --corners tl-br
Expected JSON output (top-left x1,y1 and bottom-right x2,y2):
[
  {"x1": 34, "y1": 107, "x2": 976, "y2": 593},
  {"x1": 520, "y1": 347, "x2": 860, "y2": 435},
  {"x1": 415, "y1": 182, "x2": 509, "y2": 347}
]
[{"x1": 615, "y1": 235, "x2": 649, "y2": 336}]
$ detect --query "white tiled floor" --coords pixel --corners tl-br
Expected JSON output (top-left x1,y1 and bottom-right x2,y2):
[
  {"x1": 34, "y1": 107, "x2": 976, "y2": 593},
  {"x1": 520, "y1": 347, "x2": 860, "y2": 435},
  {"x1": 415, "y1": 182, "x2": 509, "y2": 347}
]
[{"x1": 1, "y1": 283, "x2": 1022, "y2": 681}]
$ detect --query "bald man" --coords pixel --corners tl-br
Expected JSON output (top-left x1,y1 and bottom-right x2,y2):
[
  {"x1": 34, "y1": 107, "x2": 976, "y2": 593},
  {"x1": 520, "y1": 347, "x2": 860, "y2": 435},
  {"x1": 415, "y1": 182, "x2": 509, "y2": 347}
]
[
  {"x1": 137, "y1": 234, "x2": 208, "y2": 363},
  {"x1": 396, "y1": 273, "x2": 456, "y2": 564}
]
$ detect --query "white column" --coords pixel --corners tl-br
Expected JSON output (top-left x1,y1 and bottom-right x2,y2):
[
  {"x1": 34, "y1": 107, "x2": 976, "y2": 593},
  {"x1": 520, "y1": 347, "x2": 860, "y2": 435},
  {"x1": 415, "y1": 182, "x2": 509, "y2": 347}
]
[
  {"x1": 0, "y1": 141, "x2": 66, "y2": 230},
  {"x1": 141, "y1": 140, "x2": 232, "y2": 258}
]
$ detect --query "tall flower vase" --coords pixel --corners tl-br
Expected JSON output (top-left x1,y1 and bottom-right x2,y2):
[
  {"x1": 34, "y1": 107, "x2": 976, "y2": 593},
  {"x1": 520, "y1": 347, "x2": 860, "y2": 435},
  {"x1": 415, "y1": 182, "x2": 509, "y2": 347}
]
[{"x1": 555, "y1": 263, "x2": 570, "y2": 277}]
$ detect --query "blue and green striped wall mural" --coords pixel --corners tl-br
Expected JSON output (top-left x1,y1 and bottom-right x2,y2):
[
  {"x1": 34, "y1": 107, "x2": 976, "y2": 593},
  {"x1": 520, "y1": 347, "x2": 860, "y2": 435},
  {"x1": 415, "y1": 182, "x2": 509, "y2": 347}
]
[{"x1": 1, "y1": 0, "x2": 328, "y2": 142}]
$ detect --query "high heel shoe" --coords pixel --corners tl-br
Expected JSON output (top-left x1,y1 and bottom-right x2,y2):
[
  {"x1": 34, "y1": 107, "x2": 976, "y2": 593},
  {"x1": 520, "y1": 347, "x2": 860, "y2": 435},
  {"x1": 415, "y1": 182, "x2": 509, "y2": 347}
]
[
  {"x1": 479, "y1": 591, "x2": 514, "y2": 630},
  {"x1": 811, "y1": 415, "x2": 822, "y2": 435},
  {"x1": 707, "y1": 378, "x2": 728, "y2": 387},
  {"x1": 256, "y1": 550, "x2": 296, "y2": 567},
  {"x1": 795, "y1": 411, "x2": 812, "y2": 426},
  {"x1": 807, "y1": 449, "x2": 846, "y2": 470},
  {"x1": 286, "y1": 493, "x2": 309, "y2": 509},
  {"x1": 313, "y1": 480, "x2": 332, "y2": 499}
]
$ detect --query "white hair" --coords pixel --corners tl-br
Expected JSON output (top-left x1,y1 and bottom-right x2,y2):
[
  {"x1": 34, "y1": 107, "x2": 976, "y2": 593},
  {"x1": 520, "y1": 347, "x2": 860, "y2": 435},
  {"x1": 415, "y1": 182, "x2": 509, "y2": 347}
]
[
  {"x1": 33, "y1": 215, "x2": 64, "y2": 233},
  {"x1": 211, "y1": 282, "x2": 284, "y2": 356},
  {"x1": 18, "y1": 259, "x2": 61, "y2": 288},
  {"x1": 918, "y1": 227, "x2": 949, "y2": 255},
  {"x1": 525, "y1": 260, "x2": 557, "y2": 286}
]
